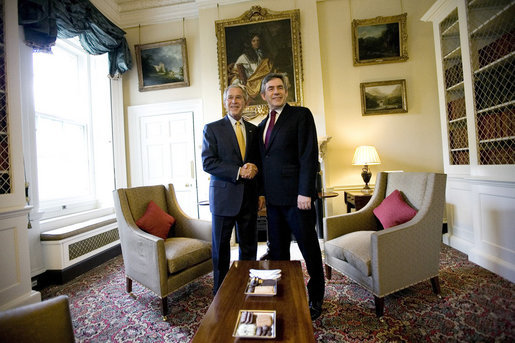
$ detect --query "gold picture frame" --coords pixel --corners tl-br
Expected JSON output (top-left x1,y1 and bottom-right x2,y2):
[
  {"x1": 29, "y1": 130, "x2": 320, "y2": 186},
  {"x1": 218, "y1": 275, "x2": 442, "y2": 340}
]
[
  {"x1": 135, "y1": 38, "x2": 189, "y2": 92},
  {"x1": 352, "y1": 13, "x2": 408, "y2": 66},
  {"x1": 215, "y1": 6, "x2": 303, "y2": 119},
  {"x1": 360, "y1": 79, "x2": 408, "y2": 115}
]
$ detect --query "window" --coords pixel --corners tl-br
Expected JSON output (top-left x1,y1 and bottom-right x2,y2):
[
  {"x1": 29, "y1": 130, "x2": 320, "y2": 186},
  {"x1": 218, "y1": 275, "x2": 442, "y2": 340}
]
[{"x1": 32, "y1": 38, "x2": 114, "y2": 219}]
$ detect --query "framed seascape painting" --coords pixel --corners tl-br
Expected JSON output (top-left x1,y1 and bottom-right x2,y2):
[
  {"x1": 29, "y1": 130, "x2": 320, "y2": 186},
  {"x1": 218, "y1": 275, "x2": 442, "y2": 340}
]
[
  {"x1": 352, "y1": 13, "x2": 408, "y2": 66},
  {"x1": 360, "y1": 79, "x2": 408, "y2": 115},
  {"x1": 135, "y1": 38, "x2": 190, "y2": 92},
  {"x1": 215, "y1": 6, "x2": 303, "y2": 119}
]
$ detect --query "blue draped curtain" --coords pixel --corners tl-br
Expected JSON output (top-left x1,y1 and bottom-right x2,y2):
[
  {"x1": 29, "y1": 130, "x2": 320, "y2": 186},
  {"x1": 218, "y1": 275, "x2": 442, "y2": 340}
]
[{"x1": 18, "y1": 0, "x2": 132, "y2": 78}]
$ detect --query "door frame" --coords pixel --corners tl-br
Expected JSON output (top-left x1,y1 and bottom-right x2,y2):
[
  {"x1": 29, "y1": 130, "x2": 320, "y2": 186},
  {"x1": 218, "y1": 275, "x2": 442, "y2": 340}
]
[{"x1": 128, "y1": 99, "x2": 205, "y2": 218}]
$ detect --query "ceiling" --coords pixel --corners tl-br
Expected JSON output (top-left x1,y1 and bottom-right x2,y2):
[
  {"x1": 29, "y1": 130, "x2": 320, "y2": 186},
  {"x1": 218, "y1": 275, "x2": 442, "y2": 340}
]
[{"x1": 90, "y1": 0, "x2": 250, "y2": 28}]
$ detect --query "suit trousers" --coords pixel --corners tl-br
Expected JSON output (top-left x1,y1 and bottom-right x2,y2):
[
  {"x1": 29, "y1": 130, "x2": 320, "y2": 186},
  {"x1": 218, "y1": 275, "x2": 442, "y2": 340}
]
[
  {"x1": 211, "y1": 189, "x2": 258, "y2": 293},
  {"x1": 266, "y1": 204, "x2": 325, "y2": 303}
]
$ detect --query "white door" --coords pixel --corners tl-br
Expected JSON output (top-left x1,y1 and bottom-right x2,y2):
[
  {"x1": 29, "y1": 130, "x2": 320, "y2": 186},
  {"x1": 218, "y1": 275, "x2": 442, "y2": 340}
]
[
  {"x1": 139, "y1": 112, "x2": 198, "y2": 217},
  {"x1": 128, "y1": 100, "x2": 205, "y2": 219}
]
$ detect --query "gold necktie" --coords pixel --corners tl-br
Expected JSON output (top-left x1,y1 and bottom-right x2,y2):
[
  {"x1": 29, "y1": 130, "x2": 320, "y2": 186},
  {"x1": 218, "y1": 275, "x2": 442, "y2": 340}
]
[{"x1": 236, "y1": 121, "x2": 245, "y2": 160}]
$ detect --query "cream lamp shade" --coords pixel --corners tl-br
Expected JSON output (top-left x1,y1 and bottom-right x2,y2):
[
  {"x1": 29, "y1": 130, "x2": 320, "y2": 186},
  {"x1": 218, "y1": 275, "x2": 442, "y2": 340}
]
[
  {"x1": 352, "y1": 146, "x2": 381, "y2": 193},
  {"x1": 352, "y1": 146, "x2": 381, "y2": 166}
]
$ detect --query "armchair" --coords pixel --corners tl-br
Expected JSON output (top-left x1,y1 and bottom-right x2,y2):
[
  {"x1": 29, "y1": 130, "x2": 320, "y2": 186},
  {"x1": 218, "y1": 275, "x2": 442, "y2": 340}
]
[
  {"x1": 113, "y1": 184, "x2": 212, "y2": 319},
  {"x1": 323, "y1": 172, "x2": 447, "y2": 317},
  {"x1": 0, "y1": 295, "x2": 75, "y2": 343}
]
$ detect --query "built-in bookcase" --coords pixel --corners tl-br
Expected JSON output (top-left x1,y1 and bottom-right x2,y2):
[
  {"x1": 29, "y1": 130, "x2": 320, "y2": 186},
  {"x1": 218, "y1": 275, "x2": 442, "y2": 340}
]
[
  {"x1": 423, "y1": 0, "x2": 515, "y2": 285},
  {"x1": 436, "y1": 0, "x2": 514, "y2": 168},
  {"x1": 0, "y1": 0, "x2": 9, "y2": 194}
]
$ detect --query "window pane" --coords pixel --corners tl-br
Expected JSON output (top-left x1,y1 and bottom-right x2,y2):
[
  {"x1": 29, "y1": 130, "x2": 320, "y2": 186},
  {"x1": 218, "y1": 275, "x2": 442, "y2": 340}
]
[
  {"x1": 33, "y1": 45, "x2": 86, "y2": 122},
  {"x1": 36, "y1": 115, "x2": 91, "y2": 201}
]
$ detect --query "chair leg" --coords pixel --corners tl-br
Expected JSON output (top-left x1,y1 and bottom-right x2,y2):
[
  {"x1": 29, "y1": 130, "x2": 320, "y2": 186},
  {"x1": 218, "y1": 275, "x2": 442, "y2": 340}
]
[
  {"x1": 126, "y1": 277, "x2": 132, "y2": 293},
  {"x1": 161, "y1": 296, "x2": 168, "y2": 319},
  {"x1": 374, "y1": 296, "x2": 384, "y2": 317},
  {"x1": 430, "y1": 276, "x2": 441, "y2": 294},
  {"x1": 324, "y1": 264, "x2": 332, "y2": 280}
]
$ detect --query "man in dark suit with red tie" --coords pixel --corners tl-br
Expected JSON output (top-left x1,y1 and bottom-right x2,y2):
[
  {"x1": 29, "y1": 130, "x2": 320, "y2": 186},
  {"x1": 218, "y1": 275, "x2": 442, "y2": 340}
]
[
  {"x1": 202, "y1": 85, "x2": 260, "y2": 294},
  {"x1": 257, "y1": 73, "x2": 325, "y2": 319}
]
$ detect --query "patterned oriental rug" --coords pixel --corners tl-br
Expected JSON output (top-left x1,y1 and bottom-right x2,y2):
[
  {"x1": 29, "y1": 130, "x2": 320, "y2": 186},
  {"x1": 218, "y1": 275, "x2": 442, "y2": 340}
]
[{"x1": 41, "y1": 244, "x2": 514, "y2": 342}]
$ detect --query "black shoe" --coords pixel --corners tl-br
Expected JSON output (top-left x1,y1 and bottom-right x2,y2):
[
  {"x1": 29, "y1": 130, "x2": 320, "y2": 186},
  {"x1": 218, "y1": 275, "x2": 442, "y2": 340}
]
[{"x1": 309, "y1": 300, "x2": 323, "y2": 320}]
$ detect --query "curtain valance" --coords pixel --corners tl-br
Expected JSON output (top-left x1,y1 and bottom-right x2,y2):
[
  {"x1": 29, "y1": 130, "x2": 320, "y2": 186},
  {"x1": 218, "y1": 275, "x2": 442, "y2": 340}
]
[{"x1": 18, "y1": 0, "x2": 132, "y2": 78}]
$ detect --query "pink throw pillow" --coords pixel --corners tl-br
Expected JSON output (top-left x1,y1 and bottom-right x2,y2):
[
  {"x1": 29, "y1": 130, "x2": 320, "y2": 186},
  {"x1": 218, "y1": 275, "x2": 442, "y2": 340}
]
[
  {"x1": 135, "y1": 200, "x2": 176, "y2": 239},
  {"x1": 373, "y1": 190, "x2": 417, "y2": 229}
]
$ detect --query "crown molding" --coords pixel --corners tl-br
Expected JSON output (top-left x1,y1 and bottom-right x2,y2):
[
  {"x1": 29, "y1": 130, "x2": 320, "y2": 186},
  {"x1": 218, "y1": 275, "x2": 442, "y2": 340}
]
[
  {"x1": 195, "y1": 0, "x2": 251, "y2": 10},
  {"x1": 421, "y1": 0, "x2": 454, "y2": 22},
  {"x1": 91, "y1": 0, "x2": 256, "y2": 29},
  {"x1": 119, "y1": 2, "x2": 200, "y2": 28},
  {"x1": 90, "y1": 0, "x2": 122, "y2": 28},
  {"x1": 116, "y1": 0, "x2": 193, "y2": 12}
]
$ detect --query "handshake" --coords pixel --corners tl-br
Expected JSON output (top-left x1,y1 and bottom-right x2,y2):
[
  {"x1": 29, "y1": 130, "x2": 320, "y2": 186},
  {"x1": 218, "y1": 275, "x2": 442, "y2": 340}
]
[{"x1": 240, "y1": 163, "x2": 258, "y2": 179}]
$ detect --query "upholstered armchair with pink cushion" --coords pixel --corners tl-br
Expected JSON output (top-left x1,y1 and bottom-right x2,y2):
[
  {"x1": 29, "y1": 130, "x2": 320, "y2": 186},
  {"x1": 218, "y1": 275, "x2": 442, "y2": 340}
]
[
  {"x1": 113, "y1": 184, "x2": 212, "y2": 319},
  {"x1": 323, "y1": 172, "x2": 447, "y2": 317}
]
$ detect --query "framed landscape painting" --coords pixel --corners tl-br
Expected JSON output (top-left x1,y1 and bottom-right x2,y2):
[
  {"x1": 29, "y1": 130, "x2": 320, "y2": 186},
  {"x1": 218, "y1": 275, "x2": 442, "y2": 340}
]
[
  {"x1": 135, "y1": 38, "x2": 189, "y2": 92},
  {"x1": 215, "y1": 6, "x2": 303, "y2": 119},
  {"x1": 360, "y1": 79, "x2": 407, "y2": 115},
  {"x1": 352, "y1": 13, "x2": 408, "y2": 66}
]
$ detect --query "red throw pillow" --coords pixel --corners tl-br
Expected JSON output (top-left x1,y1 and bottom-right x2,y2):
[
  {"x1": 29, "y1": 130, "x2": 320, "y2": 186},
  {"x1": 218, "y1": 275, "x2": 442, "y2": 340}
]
[
  {"x1": 135, "y1": 200, "x2": 176, "y2": 240},
  {"x1": 373, "y1": 189, "x2": 417, "y2": 229}
]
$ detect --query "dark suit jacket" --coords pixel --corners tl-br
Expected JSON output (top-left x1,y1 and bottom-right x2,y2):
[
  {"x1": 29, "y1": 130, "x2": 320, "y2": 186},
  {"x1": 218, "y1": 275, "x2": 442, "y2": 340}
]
[
  {"x1": 258, "y1": 103, "x2": 319, "y2": 206},
  {"x1": 202, "y1": 115, "x2": 260, "y2": 217}
]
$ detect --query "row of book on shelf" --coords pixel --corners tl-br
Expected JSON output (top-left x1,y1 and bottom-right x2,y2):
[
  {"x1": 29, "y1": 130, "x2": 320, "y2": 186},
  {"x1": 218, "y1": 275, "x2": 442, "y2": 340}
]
[
  {"x1": 450, "y1": 147, "x2": 515, "y2": 166},
  {"x1": 0, "y1": 135, "x2": 9, "y2": 171},
  {"x1": 477, "y1": 109, "x2": 514, "y2": 141},
  {"x1": 448, "y1": 126, "x2": 469, "y2": 150},
  {"x1": 474, "y1": 68, "x2": 515, "y2": 110},
  {"x1": 447, "y1": 97, "x2": 466, "y2": 121},
  {"x1": 479, "y1": 142, "x2": 515, "y2": 165},
  {"x1": 444, "y1": 62, "x2": 463, "y2": 89},
  {"x1": 477, "y1": 30, "x2": 514, "y2": 69},
  {"x1": 448, "y1": 109, "x2": 513, "y2": 147},
  {"x1": 444, "y1": 28, "x2": 513, "y2": 90},
  {"x1": 450, "y1": 150, "x2": 469, "y2": 165}
]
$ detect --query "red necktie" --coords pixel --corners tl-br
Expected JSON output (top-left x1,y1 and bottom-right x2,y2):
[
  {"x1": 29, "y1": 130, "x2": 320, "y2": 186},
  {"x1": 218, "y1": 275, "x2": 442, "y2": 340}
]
[{"x1": 264, "y1": 110, "x2": 276, "y2": 148}]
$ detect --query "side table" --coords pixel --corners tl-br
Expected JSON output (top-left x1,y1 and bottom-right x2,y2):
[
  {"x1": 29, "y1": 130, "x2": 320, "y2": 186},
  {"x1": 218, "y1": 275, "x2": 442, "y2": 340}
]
[
  {"x1": 344, "y1": 190, "x2": 373, "y2": 213},
  {"x1": 315, "y1": 191, "x2": 339, "y2": 238}
]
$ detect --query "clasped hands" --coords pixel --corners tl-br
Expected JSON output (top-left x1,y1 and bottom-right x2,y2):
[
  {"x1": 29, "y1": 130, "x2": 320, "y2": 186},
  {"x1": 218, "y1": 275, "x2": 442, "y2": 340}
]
[{"x1": 240, "y1": 163, "x2": 258, "y2": 179}]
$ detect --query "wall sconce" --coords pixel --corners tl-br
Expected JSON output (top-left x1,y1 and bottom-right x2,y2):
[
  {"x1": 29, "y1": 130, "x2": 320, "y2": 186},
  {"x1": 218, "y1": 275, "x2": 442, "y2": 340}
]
[{"x1": 352, "y1": 146, "x2": 381, "y2": 193}]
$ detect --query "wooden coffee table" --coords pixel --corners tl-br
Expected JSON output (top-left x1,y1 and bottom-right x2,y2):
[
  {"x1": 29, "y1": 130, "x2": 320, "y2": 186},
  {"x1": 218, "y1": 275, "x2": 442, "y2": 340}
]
[{"x1": 192, "y1": 260, "x2": 315, "y2": 342}]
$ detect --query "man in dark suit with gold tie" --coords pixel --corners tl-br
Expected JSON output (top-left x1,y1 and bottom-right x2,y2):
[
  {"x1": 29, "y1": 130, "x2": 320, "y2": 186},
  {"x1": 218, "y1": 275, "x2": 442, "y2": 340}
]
[
  {"x1": 202, "y1": 85, "x2": 260, "y2": 294},
  {"x1": 258, "y1": 73, "x2": 325, "y2": 319}
]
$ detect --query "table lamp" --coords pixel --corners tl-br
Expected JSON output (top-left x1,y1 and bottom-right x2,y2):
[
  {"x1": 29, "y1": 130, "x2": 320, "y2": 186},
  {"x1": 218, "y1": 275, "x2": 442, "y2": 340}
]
[{"x1": 352, "y1": 145, "x2": 381, "y2": 193}]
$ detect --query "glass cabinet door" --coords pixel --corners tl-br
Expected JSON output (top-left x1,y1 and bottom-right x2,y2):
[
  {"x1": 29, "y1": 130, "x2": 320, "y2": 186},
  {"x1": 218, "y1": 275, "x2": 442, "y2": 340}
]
[
  {"x1": 0, "y1": 0, "x2": 10, "y2": 194},
  {"x1": 467, "y1": 0, "x2": 514, "y2": 165},
  {"x1": 440, "y1": 8, "x2": 470, "y2": 165}
]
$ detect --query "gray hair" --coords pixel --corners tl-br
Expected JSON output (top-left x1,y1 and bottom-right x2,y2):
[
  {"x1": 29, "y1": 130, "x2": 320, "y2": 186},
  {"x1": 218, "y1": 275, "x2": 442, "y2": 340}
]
[
  {"x1": 223, "y1": 84, "x2": 248, "y2": 102},
  {"x1": 260, "y1": 73, "x2": 288, "y2": 94}
]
